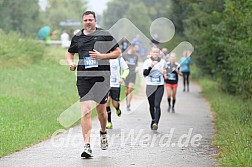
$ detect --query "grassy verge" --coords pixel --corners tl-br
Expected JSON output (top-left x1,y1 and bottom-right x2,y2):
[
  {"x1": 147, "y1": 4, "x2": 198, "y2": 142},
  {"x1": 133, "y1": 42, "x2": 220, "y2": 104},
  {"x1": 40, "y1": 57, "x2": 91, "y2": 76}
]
[
  {"x1": 0, "y1": 45, "x2": 79, "y2": 157},
  {"x1": 0, "y1": 41, "x2": 141, "y2": 157},
  {"x1": 191, "y1": 66, "x2": 252, "y2": 166}
]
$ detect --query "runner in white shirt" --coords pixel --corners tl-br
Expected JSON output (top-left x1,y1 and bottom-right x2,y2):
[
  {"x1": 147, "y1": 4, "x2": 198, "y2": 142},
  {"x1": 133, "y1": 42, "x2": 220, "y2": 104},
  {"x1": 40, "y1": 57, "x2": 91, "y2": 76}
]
[
  {"x1": 143, "y1": 47, "x2": 167, "y2": 130},
  {"x1": 106, "y1": 56, "x2": 129, "y2": 129}
]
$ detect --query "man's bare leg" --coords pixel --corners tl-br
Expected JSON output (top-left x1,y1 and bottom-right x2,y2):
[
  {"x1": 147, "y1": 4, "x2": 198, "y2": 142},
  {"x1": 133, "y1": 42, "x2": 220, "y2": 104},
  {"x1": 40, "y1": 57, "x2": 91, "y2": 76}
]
[
  {"x1": 81, "y1": 100, "x2": 92, "y2": 144},
  {"x1": 126, "y1": 83, "x2": 134, "y2": 109},
  {"x1": 96, "y1": 103, "x2": 108, "y2": 150},
  {"x1": 96, "y1": 103, "x2": 107, "y2": 132}
]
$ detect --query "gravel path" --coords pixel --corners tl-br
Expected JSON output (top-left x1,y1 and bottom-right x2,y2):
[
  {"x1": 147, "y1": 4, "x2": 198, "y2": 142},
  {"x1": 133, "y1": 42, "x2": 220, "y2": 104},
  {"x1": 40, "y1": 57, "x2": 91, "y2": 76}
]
[{"x1": 1, "y1": 73, "x2": 218, "y2": 167}]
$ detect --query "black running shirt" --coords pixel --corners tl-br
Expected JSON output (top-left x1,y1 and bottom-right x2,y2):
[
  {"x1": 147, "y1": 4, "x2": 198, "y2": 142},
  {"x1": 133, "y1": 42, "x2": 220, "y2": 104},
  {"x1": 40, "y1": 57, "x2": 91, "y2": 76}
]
[
  {"x1": 68, "y1": 28, "x2": 119, "y2": 72},
  {"x1": 165, "y1": 62, "x2": 180, "y2": 84},
  {"x1": 123, "y1": 53, "x2": 138, "y2": 75}
]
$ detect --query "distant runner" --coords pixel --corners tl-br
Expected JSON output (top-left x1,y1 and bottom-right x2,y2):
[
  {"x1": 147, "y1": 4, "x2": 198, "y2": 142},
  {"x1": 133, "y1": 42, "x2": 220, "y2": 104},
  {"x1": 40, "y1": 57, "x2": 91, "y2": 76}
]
[
  {"x1": 123, "y1": 44, "x2": 139, "y2": 111},
  {"x1": 143, "y1": 47, "x2": 167, "y2": 130},
  {"x1": 180, "y1": 50, "x2": 192, "y2": 92},
  {"x1": 106, "y1": 56, "x2": 129, "y2": 129},
  {"x1": 165, "y1": 52, "x2": 182, "y2": 113}
]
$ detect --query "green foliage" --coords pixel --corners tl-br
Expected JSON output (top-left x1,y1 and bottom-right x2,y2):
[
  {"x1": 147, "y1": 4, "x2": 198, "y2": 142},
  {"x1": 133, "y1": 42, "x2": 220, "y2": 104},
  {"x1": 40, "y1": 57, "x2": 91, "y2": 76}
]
[
  {"x1": 216, "y1": 0, "x2": 252, "y2": 98},
  {"x1": 167, "y1": 0, "x2": 189, "y2": 35},
  {"x1": 40, "y1": 0, "x2": 87, "y2": 30},
  {"x1": 0, "y1": 0, "x2": 40, "y2": 37},
  {"x1": 102, "y1": 0, "x2": 130, "y2": 29},
  {"x1": 0, "y1": 44, "x2": 141, "y2": 157},
  {"x1": 199, "y1": 77, "x2": 252, "y2": 166},
  {"x1": 103, "y1": 0, "x2": 251, "y2": 99},
  {"x1": 128, "y1": 0, "x2": 170, "y2": 20},
  {"x1": 124, "y1": 2, "x2": 152, "y2": 37},
  {"x1": 175, "y1": 0, "x2": 252, "y2": 98},
  {"x1": 103, "y1": 0, "x2": 168, "y2": 35},
  {"x1": 0, "y1": 46, "x2": 78, "y2": 157},
  {"x1": 0, "y1": 29, "x2": 45, "y2": 67},
  {"x1": 0, "y1": 0, "x2": 88, "y2": 37},
  {"x1": 183, "y1": 0, "x2": 225, "y2": 77}
]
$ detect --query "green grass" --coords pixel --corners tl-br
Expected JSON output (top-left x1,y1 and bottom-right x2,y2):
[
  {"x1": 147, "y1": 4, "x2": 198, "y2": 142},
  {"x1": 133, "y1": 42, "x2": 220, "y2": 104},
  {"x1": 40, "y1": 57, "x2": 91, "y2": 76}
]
[
  {"x1": 0, "y1": 30, "x2": 140, "y2": 157},
  {"x1": 0, "y1": 46, "x2": 79, "y2": 157},
  {"x1": 193, "y1": 69, "x2": 252, "y2": 166},
  {"x1": 0, "y1": 43, "x2": 141, "y2": 157}
]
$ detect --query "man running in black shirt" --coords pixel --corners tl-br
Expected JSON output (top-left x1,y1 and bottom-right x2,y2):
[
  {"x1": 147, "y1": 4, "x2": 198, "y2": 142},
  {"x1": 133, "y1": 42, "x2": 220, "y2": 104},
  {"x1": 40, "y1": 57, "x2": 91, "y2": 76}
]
[
  {"x1": 123, "y1": 44, "x2": 138, "y2": 111},
  {"x1": 66, "y1": 11, "x2": 121, "y2": 158}
]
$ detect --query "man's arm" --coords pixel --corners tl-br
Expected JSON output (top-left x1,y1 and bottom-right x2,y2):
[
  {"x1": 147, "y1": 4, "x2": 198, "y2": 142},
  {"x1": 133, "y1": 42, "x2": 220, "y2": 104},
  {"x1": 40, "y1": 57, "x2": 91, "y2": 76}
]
[
  {"x1": 66, "y1": 51, "x2": 76, "y2": 71},
  {"x1": 89, "y1": 47, "x2": 121, "y2": 60}
]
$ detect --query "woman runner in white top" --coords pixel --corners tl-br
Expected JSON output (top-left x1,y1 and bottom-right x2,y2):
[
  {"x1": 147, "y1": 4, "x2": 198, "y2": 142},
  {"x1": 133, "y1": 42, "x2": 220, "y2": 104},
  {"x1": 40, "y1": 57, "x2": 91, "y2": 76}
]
[{"x1": 143, "y1": 47, "x2": 167, "y2": 130}]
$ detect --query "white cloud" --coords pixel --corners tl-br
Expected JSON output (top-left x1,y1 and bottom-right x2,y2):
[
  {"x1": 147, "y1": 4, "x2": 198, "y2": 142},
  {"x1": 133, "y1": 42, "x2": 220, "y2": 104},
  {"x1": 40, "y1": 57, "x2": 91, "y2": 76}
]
[{"x1": 87, "y1": 0, "x2": 109, "y2": 14}]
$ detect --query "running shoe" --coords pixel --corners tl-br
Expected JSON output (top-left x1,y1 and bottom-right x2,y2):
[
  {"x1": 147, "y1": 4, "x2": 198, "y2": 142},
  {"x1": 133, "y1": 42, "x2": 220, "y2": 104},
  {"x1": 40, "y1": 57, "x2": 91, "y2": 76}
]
[
  {"x1": 167, "y1": 106, "x2": 171, "y2": 112},
  {"x1": 81, "y1": 144, "x2": 93, "y2": 158},
  {"x1": 152, "y1": 123, "x2": 158, "y2": 130},
  {"x1": 116, "y1": 108, "x2": 122, "y2": 117},
  {"x1": 172, "y1": 108, "x2": 175, "y2": 113},
  {"x1": 127, "y1": 105, "x2": 131, "y2": 111},
  {"x1": 106, "y1": 122, "x2": 113, "y2": 129},
  {"x1": 100, "y1": 131, "x2": 108, "y2": 150},
  {"x1": 150, "y1": 121, "x2": 154, "y2": 130}
]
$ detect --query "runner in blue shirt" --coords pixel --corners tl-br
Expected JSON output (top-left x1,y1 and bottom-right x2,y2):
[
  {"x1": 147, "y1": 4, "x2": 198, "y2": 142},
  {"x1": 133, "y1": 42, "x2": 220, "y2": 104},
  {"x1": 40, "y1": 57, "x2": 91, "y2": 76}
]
[{"x1": 180, "y1": 50, "x2": 192, "y2": 92}]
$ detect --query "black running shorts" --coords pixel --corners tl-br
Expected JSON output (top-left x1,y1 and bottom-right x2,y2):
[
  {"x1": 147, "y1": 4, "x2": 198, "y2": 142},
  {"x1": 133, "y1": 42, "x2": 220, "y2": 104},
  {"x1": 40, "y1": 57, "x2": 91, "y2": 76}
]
[
  {"x1": 124, "y1": 73, "x2": 136, "y2": 86},
  {"x1": 76, "y1": 76, "x2": 110, "y2": 104},
  {"x1": 109, "y1": 87, "x2": 121, "y2": 101}
]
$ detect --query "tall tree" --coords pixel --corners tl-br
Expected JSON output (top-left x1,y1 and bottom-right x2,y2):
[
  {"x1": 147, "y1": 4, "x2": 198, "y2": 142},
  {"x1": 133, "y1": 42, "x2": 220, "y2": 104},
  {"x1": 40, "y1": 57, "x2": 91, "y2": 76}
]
[
  {"x1": 183, "y1": 0, "x2": 225, "y2": 76},
  {"x1": 182, "y1": 0, "x2": 251, "y2": 97},
  {"x1": 103, "y1": 0, "x2": 172, "y2": 28},
  {"x1": 134, "y1": 0, "x2": 171, "y2": 20},
  {"x1": 124, "y1": 2, "x2": 152, "y2": 37},
  {"x1": 102, "y1": 0, "x2": 130, "y2": 29},
  {"x1": 215, "y1": 0, "x2": 252, "y2": 96},
  {"x1": 0, "y1": 0, "x2": 40, "y2": 37},
  {"x1": 40, "y1": 0, "x2": 87, "y2": 30}
]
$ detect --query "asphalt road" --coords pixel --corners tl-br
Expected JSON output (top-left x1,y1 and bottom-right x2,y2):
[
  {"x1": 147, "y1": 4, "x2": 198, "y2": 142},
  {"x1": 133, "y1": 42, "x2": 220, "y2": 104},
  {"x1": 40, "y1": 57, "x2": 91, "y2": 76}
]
[{"x1": 1, "y1": 74, "x2": 218, "y2": 167}]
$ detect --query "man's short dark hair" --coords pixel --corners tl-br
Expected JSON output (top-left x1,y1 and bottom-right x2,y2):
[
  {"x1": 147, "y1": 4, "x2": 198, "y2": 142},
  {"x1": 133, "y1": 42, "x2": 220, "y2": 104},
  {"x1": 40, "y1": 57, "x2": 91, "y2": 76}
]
[
  {"x1": 130, "y1": 44, "x2": 137, "y2": 47},
  {"x1": 82, "y1": 11, "x2": 96, "y2": 20}
]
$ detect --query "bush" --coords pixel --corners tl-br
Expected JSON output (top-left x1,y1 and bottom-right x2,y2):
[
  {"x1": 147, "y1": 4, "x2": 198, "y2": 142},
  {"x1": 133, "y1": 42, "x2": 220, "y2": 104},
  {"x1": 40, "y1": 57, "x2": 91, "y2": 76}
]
[
  {"x1": 182, "y1": 0, "x2": 252, "y2": 99},
  {"x1": 0, "y1": 29, "x2": 45, "y2": 67},
  {"x1": 217, "y1": 0, "x2": 252, "y2": 99}
]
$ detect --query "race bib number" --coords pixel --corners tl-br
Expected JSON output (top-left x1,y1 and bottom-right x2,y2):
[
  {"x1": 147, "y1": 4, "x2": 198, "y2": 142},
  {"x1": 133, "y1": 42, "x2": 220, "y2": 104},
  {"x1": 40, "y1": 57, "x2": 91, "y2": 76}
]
[
  {"x1": 111, "y1": 64, "x2": 118, "y2": 71},
  {"x1": 150, "y1": 76, "x2": 161, "y2": 83},
  {"x1": 111, "y1": 77, "x2": 117, "y2": 83},
  {"x1": 84, "y1": 57, "x2": 98, "y2": 69},
  {"x1": 128, "y1": 58, "x2": 136, "y2": 65},
  {"x1": 168, "y1": 73, "x2": 176, "y2": 80}
]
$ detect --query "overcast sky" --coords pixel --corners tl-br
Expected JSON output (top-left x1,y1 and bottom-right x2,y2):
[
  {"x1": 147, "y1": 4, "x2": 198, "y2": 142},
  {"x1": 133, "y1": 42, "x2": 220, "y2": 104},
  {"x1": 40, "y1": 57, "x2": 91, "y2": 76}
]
[
  {"x1": 39, "y1": 0, "x2": 109, "y2": 14},
  {"x1": 87, "y1": 0, "x2": 109, "y2": 14}
]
